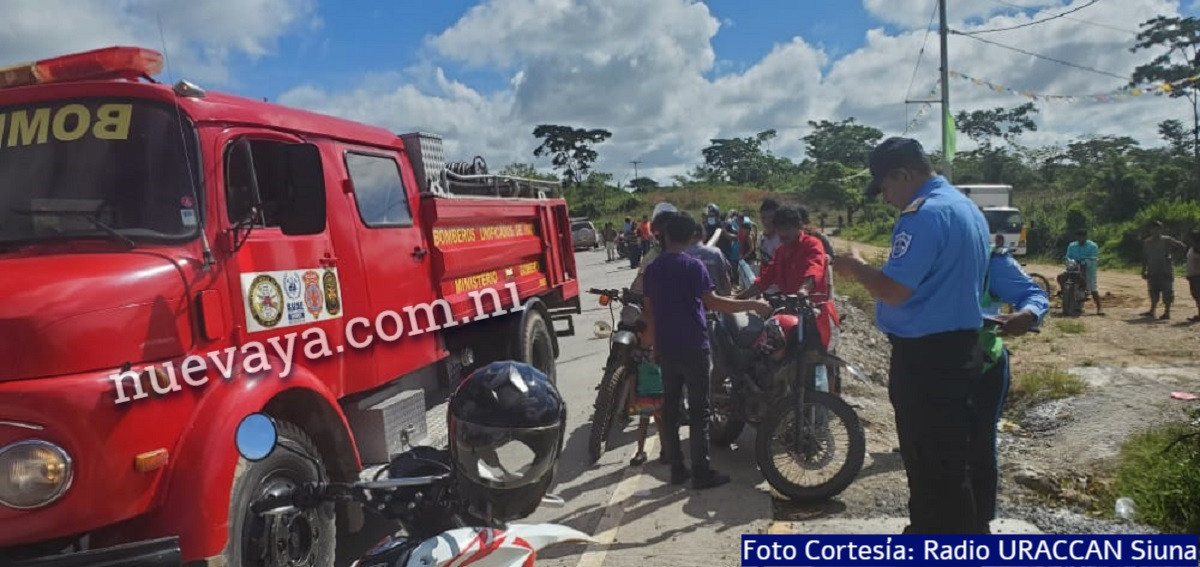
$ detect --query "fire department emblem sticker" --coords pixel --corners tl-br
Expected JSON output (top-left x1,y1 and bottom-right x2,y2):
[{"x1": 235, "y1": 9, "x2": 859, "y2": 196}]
[
  {"x1": 303, "y1": 270, "x2": 322, "y2": 318},
  {"x1": 323, "y1": 270, "x2": 341, "y2": 316},
  {"x1": 248, "y1": 275, "x2": 284, "y2": 328}
]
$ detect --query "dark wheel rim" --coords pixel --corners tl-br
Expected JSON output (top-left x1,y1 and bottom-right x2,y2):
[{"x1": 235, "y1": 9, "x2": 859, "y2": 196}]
[
  {"x1": 768, "y1": 400, "x2": 849, "y2": 482},
  {"x1": 243, "y1": 472, "x2": 322, "y2": 567}
]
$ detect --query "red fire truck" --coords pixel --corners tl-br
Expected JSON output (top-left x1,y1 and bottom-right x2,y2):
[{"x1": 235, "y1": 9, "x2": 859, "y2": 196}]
[{"x1": 0, "y1": 46, "x2": 581, "y2": 565}]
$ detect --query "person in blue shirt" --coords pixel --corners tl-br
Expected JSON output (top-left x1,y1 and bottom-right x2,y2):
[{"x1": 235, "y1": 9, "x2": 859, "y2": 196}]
[
  {"x1": 833, "y1": 136, "x2": 991, "y2": 534},
  {"x1": 971, "y1": 244, "x2": 1050, "y2": 533},
  {"x1": 1059, "y1": 228, "x2": 1103, "y2": 315}
]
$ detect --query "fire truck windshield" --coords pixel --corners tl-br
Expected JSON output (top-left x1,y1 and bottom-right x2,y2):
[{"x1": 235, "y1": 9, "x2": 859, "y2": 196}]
[{"x1": 0, "y1": 97, "x2": 202, "y2": 248}]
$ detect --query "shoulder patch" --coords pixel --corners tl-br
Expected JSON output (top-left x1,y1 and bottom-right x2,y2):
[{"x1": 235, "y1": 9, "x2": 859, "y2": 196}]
[
  {"x1": 901, "y1": 196, "x2": 928, "y2": 215},
  {"x1": 891, "y1": 231, "x2": 913, "y2": 259}
]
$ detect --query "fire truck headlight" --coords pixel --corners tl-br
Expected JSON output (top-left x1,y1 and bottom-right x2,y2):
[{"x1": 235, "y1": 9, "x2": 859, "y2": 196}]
[{"x1": 0, "y1": 440, "x2": 73, "y2": 509}]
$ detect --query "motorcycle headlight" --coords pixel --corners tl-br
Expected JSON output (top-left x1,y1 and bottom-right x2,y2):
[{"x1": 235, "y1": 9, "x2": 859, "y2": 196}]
[
  {"x1": 619, "y1": 305, "x2": 641, "y2": 326},
  {"x1": 0, "y1": 440, "x2": 73, "y2": 509}
]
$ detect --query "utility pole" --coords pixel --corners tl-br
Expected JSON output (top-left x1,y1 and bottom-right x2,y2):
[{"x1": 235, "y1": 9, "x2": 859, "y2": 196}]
[
  {"x1": 939, "y1": 0, "x2": 953, "y2": 182},
  {"x1": 629, "y1": 160, "x2": 642, "y2": 191}
]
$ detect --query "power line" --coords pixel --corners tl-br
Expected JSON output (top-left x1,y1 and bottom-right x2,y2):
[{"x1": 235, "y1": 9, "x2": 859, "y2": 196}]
[
  {"x1": 989, "y1": 0, "x2": 1138, "y2": 34},
  {"x1": 964, "y1": 0, "x2": 1101, "y2": 34},
  {"x1": 951, "y1": 30, "x2": 1131, "y2": 80},
  {"x1": 904, "y1": 0, "x2": 941, "y2": 104}
]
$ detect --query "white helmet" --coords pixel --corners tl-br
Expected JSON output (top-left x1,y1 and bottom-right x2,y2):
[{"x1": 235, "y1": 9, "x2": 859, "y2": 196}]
[{"x1": 651, "y1": 202, "x2": 678, "y2": 223}]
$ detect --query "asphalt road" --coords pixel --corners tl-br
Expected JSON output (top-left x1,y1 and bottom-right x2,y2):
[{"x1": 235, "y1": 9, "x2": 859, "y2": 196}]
[
  {"x1": 335, "y1": 246, "x2": 773, "y2": 566},
  {"x1": 518, "y1": 247, "x2": 774, "y2": 567}
]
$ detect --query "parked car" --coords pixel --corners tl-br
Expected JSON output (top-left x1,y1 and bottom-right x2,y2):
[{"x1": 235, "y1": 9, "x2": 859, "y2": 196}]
[{"x1": 572, "y1": 220, "x2": 599, "y2": 250}]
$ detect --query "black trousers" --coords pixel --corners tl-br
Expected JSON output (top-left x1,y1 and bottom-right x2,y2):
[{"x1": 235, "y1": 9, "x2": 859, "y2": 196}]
[
  {"x1": 888, "y1": 330, "x2": 983, "y2": 533},
  {"x1": 967, "y1": 347, "x2": 1010, "y2": 533},
  {"x1": 658, "y1": 348, "x2": 713, "y2": 475}
]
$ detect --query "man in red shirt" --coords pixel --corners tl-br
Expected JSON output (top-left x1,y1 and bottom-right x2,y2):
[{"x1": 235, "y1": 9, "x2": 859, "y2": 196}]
[{"x1": 737, "y1": 207, "x2": 840, "y2": 350}]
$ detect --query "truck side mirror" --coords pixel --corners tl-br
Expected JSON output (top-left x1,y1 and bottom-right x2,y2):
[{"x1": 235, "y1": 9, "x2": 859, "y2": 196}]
[{"x1": 280, "y1": 143, "x2": 327, "y2": 236}]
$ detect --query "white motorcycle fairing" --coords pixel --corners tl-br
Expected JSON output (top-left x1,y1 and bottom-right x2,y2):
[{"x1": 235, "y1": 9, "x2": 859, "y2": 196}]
[{"x1": 401, "y1": 523, "x2": 595, "y2": 567}]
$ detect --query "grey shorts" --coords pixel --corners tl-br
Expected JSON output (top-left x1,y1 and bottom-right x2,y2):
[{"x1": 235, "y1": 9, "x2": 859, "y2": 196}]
[{"x1": 1148, "y1": 273, "x2": 1175, "y2": 303}]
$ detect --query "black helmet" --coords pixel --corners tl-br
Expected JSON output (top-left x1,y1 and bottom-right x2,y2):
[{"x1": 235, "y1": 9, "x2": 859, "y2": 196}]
[{"x1": 447, "y1": 361, "x2": 566, "y2": 523}]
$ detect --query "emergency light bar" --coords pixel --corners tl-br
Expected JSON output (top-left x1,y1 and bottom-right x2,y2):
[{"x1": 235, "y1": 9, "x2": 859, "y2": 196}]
[{"x1": 0, "y1": 46, "x2": 163, "y2": 90}]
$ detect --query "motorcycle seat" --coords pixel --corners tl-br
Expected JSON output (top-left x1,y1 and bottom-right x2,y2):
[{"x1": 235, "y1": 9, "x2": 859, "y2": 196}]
[{"x1": 720, "y1": 311, "x2": 765, "y2": 349}]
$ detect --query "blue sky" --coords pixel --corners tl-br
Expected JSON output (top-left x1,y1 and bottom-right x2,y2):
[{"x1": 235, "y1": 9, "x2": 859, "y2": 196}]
[
  {"x1": 4, "y1": 0, "x2": 1197, "y2": 180},
  {"x1": 232, "y1": 1, "x2": 882, "y2": 102}
]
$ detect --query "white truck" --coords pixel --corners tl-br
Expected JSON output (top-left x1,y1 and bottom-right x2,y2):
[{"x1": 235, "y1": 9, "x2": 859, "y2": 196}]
[{"x1": 958, "y1": 184, "x2": 1027, "y2": 255}]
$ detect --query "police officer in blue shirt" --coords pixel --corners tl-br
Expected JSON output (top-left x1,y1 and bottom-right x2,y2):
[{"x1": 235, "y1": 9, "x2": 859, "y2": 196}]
[
  {"x1": 971, "y1": 244, "x2": 1049, "y2": 533},
  {"x1": 833, "y1": 137, "x2": 991, "y2": 534}
]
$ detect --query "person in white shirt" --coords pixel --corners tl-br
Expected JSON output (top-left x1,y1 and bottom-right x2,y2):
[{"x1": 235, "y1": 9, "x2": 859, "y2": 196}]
[
  {"x1": 685, "y1": 223, "x2": 733, "y2": 296},
  {"x1": 757, "y1": 198, "x2": 782, "y2": 263}
]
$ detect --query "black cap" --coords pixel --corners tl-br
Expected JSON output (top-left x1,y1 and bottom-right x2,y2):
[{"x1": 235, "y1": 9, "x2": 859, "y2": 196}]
[{"x1": 865, "y1": 137, "x2": 930, "y2": 198}]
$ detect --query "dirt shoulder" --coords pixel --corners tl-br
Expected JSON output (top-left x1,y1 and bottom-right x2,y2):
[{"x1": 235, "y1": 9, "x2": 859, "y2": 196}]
[{"x1": 814, "y1": 236, "x2": 1200, "y2": 531}]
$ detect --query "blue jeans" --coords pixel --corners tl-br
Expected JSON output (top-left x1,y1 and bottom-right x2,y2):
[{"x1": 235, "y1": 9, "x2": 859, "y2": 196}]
[{"x1": 968, "y1": 348, "x2": 1010, "y2": 533}]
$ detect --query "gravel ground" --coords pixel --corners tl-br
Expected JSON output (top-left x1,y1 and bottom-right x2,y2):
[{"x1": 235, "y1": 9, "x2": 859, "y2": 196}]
[
  {"x1": 775, "y1": 295, "x2": 1168, "y2": 536},
  {"x1": 831, "y1": 296, "x2": 890, "y2": 386}
]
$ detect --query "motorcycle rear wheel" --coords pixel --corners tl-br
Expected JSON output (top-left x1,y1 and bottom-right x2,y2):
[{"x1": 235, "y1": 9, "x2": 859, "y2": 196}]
[
  {"x1": 588, "y1": 362, "x2": 632, "y2": 463},
  {"x1": 754, "y1": 389, "x2": 865, "y2": 503}
]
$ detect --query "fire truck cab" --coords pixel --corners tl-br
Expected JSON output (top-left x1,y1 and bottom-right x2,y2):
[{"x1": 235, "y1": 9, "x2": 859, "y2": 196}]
[{"x1": 0, "y1": 46, "x2": 580, "y2": 566}]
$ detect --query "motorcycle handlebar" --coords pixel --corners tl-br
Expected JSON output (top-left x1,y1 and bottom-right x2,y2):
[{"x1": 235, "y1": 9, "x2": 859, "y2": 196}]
[
  {"x1": 762, "y1": 292, "x2": 829, "y2": 312},
  {"x1": 249, "y1": 473, "x2": 451, "y2": 515},
  {"x1": 587, "y1": 287, "x2": 642, "y2": 305}
]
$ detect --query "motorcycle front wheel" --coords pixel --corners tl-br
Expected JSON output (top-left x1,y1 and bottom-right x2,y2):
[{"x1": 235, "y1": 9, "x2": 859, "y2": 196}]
[
  {"x1": 754, "y1": 389, "x2": 865, "y2": 503},
  {"x1": 588, "y1": 361, "x2": 633, "y2": 463},
  {"x1": 1062, "y1": 281, "x2": 1078, "y2": 316}
]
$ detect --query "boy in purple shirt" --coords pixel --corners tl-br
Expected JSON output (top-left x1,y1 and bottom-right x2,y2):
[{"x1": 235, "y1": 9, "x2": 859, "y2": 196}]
[{"x1": 642, "y1": 212, "x2": 772, "y2": 489}]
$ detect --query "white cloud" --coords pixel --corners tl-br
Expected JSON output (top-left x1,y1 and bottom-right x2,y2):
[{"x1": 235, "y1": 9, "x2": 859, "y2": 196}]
[
  {"x1": 2, "y1": 0, "x2": 1189, "y2": 185},
  {"x1": 0, "y1": 0, "x2": 318, "y2": 86},
  {"x1": 276, "y1": 0, "x2": 1192, "y2": 184}
]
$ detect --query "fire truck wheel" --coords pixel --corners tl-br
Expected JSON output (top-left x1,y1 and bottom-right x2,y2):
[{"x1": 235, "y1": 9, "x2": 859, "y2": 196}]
[
  {"x1": 518, "y1": 309, "x2": 557, "y2": 385},
  {"x1": 225, "y1": 420, "x2": 335, "y2": 567}
]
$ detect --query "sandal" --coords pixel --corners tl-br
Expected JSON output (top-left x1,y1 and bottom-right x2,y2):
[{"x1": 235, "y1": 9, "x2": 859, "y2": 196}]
[{"x1": 630, "y1": 452, "x2": 647, "y2": 466}]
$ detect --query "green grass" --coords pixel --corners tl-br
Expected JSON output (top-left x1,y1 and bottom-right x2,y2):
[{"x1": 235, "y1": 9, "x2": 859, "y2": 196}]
[
  {"x1": 833, "y1": 249, "x2": 886, "y2": 323},
  {"x1": 1054, "y1": 320, "x2": 1087, "y2": 334},
  {"x1": 1105, "y1": 407, "x2": 1200, "y2": 532},
  {"x1": 1007, "y1": 367, "x2": 1087, "y2": 410},
  {"x1": 837, "y1": 278, "x2": 876, "y2": 322}
]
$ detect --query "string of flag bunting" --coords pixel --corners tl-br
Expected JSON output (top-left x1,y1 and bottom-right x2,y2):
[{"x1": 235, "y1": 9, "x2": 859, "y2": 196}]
[
  {"x1": 948, "y1": 69, "x2": 1200, "y2": 102},
  {"x1": 902, "y1": 80, "x2": 942, "y2": 134}
]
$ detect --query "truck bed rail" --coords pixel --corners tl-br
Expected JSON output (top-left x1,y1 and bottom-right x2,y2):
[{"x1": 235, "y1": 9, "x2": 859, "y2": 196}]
[{"x1": 400, "y1": 131, "x2": 561, "y2": 200}]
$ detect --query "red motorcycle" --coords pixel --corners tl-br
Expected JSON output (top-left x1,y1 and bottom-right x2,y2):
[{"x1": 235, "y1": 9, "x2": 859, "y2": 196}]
[{"x1": 707, "y1": 292, "x2": 866, "y2": 503}]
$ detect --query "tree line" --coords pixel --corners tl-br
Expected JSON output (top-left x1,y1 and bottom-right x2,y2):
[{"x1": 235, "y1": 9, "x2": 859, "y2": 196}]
[{"x1": 505, "y1": 15, "x2": 1200, "y2": 268}]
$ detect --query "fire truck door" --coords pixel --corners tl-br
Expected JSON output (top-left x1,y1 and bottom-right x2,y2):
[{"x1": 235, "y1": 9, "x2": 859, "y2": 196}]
[
  {"x1": 336, "y1": 145, "x2": 441, "y2": 391},
  {"x1": 219, "y1": 130, "x2": 347, "y2": 391}
]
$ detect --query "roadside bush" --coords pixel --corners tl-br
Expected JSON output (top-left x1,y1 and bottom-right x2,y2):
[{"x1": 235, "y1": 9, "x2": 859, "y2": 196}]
[{"x1": 1108, "y1": 406, "x2": 1200, "y2": 533}]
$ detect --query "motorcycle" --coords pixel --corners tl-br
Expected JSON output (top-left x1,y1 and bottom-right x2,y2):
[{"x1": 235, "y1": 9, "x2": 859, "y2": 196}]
[
  {"x1": 585, "y1": 287, "x2": 652, "y2": 462},
  {"x1": 232, "y1": 413, "x2": 594, "y2": 567},
  {"x1": 707, "y1": 291, "x2": 867, "y2": 503},
  {"x1": 1059, "y1": 258, "x2": 1089, "y2": 317}
]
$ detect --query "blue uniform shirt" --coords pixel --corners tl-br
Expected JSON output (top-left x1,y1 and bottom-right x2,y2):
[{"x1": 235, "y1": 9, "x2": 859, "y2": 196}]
[
  {"x1": 983, "y1": 248, "x2": 1050, "y2": 326},
  {"x1": 876, "y1": 175, "x2": 992, "y2": 338}
]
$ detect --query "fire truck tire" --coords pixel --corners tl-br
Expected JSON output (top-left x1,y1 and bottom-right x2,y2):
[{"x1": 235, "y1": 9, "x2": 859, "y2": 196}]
[
  {"x1": 518, "y1": 308, "x2": 557, "y2": 385},
  {"x1": 224, "y1": 420, "x2": 335, "y2": 567}
]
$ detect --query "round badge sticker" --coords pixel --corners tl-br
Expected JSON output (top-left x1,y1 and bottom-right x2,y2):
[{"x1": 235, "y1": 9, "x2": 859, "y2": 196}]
[
  {"x1": 303, "y1": 270, "x2": 323, "y2": 318},
  {"x1": 249, "y1": 275, "x2": 284, "y2": 328}
]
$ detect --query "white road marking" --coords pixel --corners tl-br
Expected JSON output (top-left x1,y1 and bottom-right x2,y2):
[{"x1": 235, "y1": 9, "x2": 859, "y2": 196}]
[{"x1": 574, "y1": 435, "x2": 658, "y2": 567}]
